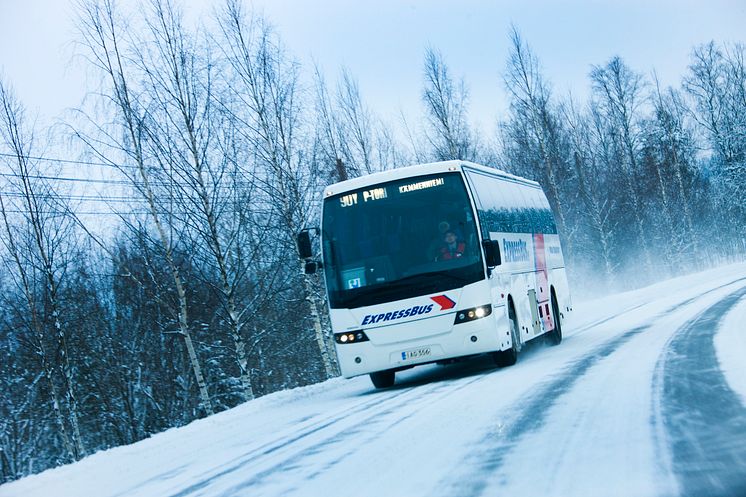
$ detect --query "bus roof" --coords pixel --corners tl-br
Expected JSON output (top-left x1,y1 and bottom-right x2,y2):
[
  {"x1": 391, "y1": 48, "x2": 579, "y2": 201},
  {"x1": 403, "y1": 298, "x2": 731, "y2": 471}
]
[{"x1": 322, "y1": 160, "x2": 540, "y2": 198}]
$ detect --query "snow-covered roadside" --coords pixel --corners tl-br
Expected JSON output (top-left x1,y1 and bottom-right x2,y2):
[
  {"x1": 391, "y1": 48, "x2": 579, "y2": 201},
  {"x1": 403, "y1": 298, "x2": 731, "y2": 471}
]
[
  {"x1": 714, "y1": 294, "x2": 746, "y2": 407},
  {"x1": 1, "y1": 262, "x2": 745, "y2": 497},
  {"x1": 0, "y1": 376, "x2": 370, "y2": 497},
  {"x1": 567, "y1": 262, "x2": 746, "y2": 332}
]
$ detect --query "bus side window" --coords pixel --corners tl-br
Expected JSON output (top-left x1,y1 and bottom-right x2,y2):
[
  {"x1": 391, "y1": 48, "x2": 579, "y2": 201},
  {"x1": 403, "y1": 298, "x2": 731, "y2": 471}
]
[
  {"x1": 490, "y1": 176, "x2": 509, "y2": 233},
  {"x1": 539, "y1": 192, "x2": 558, "y2": 234},
  {"x1": 505, "y1": 181, "x2": 523, "y2": 233}
]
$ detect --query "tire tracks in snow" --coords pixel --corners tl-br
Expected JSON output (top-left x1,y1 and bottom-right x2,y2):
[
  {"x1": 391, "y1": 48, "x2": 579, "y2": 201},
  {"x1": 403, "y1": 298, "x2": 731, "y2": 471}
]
[
  {"x1": 163, "y1": 371, "x2": 492, "y2": 497},
  {"x1": 435, "y1": 278, "x2": 746, "y2": 497},
  {"x1": 159, "y1": 276, "x2": 746, "y2": 497},
  {"x1": 438, "y1": 326, "x2": 652, "y2": 496},
  {"x1": 210, "y1": 372, "x2": 498, "y2": 497},
  {"x1": 116, "y1": 386, "x2": 421, "y2": 497},
  {"x1": 570, "y1": 276, "x2": 746, "y2": 340},
  {"x1": 653, "y1": 287, "x2": 746, "y2": 497}
]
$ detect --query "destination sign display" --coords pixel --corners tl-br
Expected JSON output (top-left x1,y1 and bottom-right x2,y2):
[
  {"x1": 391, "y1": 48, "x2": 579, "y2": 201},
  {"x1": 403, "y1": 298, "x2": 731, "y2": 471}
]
[
  {"x1": 338, "y1": 177, "x2": 446, "y2": 208},
  {"x1": 339, "y1": 187, "x2": 389, "y2": 208},
  {"x1": 398, "y1": 177, "x2": 445, "y2": 193}
]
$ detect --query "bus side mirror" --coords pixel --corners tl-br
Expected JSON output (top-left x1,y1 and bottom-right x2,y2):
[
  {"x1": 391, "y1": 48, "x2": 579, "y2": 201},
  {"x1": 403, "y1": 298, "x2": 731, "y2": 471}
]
[
  {"x1": 296, "y1": 230, "x2": 313, "y2": 259},
  {"x1": 482, "y1": 239, "x2": 501, "y2": 267}
]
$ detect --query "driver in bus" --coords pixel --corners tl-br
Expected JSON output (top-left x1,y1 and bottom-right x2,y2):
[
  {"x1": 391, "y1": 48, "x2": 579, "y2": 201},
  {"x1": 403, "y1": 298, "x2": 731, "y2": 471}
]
[{"x1": 437, "y1": 229, "x2": 465, "y2": 261}]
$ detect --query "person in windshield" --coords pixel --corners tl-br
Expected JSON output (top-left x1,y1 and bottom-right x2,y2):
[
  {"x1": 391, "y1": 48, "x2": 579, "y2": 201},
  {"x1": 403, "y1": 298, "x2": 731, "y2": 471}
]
[
  {"x1": 427, "y1": 221, "x2": 452, "y2": 261},
  {"x1": 438, "y1": 229, "x2": 466, "y2": 261}
]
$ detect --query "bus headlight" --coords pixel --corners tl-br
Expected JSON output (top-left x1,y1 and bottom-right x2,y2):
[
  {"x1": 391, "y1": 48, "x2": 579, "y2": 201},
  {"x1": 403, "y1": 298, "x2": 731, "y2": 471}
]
[
  {"x1": 454, "y1": 304, "x2": 492, "y2": 324},
  {"x1": 334, "y1": 331, "x2": 370, "y2": 344}
]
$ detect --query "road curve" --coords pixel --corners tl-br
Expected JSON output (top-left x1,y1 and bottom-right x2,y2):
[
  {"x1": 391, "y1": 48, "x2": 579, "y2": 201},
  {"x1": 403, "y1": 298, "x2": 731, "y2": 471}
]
[{"x1": 654, "y1": 287, "x2": 746, "y2": 497}]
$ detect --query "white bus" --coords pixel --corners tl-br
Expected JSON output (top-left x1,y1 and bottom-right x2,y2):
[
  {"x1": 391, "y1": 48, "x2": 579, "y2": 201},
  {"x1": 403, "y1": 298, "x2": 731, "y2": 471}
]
[{"x1": 298, "y1": 160, "x2": 572, "y2": 388}]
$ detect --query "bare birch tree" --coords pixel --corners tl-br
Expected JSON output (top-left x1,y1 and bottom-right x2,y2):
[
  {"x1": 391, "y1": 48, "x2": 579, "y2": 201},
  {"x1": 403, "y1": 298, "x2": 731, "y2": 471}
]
[
  {"x1": 422, "y1": 47, "x2": 477, "y2": 161},
  {"x1": 502, "y1": 28, "x2": 574, "y2": 254},
  {"x1": 684, "y1": 41, "x2": 746, "y2": 249},
  {"x1": 217, "y1": 0, "x2": 338, "y2": 378},
  {"x1": 0, "y1": 78, "x2": 86, "y2": 461},
  {"x1": 129, "y1": 0, "x2": 262, "y2": 402},
  {"x1": 312, "y1": 66, "x2": 353, "y2": 182},
  {"x1": 590, "y1": 56, "x2": 654, "y2": 273},
  {"x1": 647, "y1": 78, "x2": 700, "y2": 263},
  {"x1": 75, "y1": 0, "x2": 214, "y2": 415},
  {"x1": 314, "y1": 65, "x2": 390, "y2": 180},
  {"x1": 563, "y1": 98, "x2": 618, "y2": 287},
  {"x1": 335, "y1": 68, "x2": 377, "y2": 175}
]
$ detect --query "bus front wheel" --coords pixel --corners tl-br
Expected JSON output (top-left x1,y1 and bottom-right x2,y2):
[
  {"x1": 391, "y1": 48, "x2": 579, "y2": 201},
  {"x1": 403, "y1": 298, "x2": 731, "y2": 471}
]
[
  {"x1": 493, "y1": 303, "x2": 520, "y2": 367},
  {"x1": 370, "y1": 370, "x2": 396, "y2": 389},
  {"x1": 547, "y1": 291, "x2": 562, "y2": 346}
]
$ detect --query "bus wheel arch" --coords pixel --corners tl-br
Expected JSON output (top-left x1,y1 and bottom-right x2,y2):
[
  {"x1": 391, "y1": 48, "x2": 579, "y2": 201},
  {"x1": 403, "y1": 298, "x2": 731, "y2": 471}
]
[{"x1": 493, "y1": 297, "x2": 520, "y2": 367}]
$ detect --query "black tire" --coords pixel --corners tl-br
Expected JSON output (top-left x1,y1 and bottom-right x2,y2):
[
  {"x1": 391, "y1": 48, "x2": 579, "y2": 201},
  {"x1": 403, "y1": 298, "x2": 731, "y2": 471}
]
[
  {"x1": 493, "y1": 303, "x2": 520, "y2": 367},
  {"x1": 547, "y1": 291, "x2": 562, "y2": 346},
  {"x1": 369, "y1": 370, "x2": 396, "y2": 389}
]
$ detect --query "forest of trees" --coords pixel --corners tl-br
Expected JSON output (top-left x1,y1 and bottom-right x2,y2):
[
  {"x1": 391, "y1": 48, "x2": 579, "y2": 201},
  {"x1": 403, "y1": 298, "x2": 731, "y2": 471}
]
[{"x1": 1, "y1": 0, "x2": 744, "y2": 482}]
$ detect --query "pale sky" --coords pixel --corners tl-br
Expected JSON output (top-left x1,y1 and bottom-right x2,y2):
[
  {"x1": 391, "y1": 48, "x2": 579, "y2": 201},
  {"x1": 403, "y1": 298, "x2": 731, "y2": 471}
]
[{"x1": 1, "y1": 0, "x2": 745, "y2": 133}]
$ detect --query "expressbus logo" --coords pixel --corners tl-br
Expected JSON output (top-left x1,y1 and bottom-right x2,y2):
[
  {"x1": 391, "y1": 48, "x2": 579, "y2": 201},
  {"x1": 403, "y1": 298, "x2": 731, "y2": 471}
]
[
  {"x1": 360, "y1": 295, "x2": 456, "y2": 325},
  {"x1": 503, "y1": 238, "x2": 529, "y2": 263},
  {"x1": 361, "y1": 304, "x2": 434, "y2": 325}
]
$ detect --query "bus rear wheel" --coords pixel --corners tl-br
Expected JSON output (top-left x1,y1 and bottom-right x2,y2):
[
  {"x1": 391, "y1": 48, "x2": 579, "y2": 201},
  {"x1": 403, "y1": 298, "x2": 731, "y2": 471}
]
[
  {"x1": 493, "y1": 303, "x2": 520, "y2": 367},
  {"x1": 547, "y1": 291, "x2": 562, "y2": 346},
  {"x1": 370, "y1": 370, "x2": 396, "y2": 389}
]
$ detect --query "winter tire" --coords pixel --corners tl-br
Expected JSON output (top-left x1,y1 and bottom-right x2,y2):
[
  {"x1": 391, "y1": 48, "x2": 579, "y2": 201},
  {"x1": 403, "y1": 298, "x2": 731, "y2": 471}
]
[
  {"x1": 493, "y1": 302, "x2": 520, "y2": 367},
  {"x1": 370, "y1": 370, "x2": 396, "y2": 388},
  {"x1": 547, "y1": 291, "x2": 562, "y2": 346}
]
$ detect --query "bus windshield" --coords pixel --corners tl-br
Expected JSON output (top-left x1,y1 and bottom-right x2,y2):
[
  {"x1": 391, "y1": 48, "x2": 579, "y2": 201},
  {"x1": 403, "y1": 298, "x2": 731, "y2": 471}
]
[{"x1": 322, "y1": 172, "x2": 484, "y2": 309}]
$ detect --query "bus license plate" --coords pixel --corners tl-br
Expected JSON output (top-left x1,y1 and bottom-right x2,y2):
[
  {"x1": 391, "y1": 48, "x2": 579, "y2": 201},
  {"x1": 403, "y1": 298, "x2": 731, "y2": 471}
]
[{"x1": 401, "y1": 347, "x2": 432, "y2": 361}]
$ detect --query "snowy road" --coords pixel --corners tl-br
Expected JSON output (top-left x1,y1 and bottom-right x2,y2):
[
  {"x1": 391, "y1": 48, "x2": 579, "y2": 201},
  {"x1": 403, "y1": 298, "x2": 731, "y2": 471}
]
[{"x1": 2, "y1": 264, "x2": 746, "y2": 497}]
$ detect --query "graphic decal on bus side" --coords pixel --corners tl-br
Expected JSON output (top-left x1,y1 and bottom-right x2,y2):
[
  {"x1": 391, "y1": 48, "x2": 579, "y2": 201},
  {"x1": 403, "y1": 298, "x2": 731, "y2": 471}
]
[
  {"x1": 533, "y1": 233, "x2": 553, "y2": 332},
  {"x1": 430, "y1": 294, "x2": 456, "y2": 310},
  {"x1": 360, "y1": 294, "x2": 455, "y2": 325}
]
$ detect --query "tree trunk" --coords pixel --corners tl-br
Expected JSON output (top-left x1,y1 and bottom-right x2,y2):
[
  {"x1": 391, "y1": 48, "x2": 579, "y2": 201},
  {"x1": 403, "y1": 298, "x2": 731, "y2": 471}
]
[
  {"x1": 172, "y1": 254, "x2": 214, "y2": 416},
  {"x1": 303, "y1": 275, "x2": 337, "y2": 378}
]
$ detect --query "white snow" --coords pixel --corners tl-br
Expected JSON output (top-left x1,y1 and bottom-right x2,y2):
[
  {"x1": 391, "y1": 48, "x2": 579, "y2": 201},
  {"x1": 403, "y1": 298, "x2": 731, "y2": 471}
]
[
  {"x1": 715, "y1": 294, "x2": 746, "y2": 407},
  {"x1": 1, "y1": 262, "x2": 745, "y2": 497}
]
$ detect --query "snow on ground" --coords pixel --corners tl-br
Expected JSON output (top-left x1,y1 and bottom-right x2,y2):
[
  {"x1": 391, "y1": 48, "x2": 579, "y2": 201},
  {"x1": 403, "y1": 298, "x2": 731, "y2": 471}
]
[
  {"x1": 715, "y1": 294, "x2": 746, "y2": 407},
  {"x1": 1, "y1": 262, "x2": 745, "y2": 497}
]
